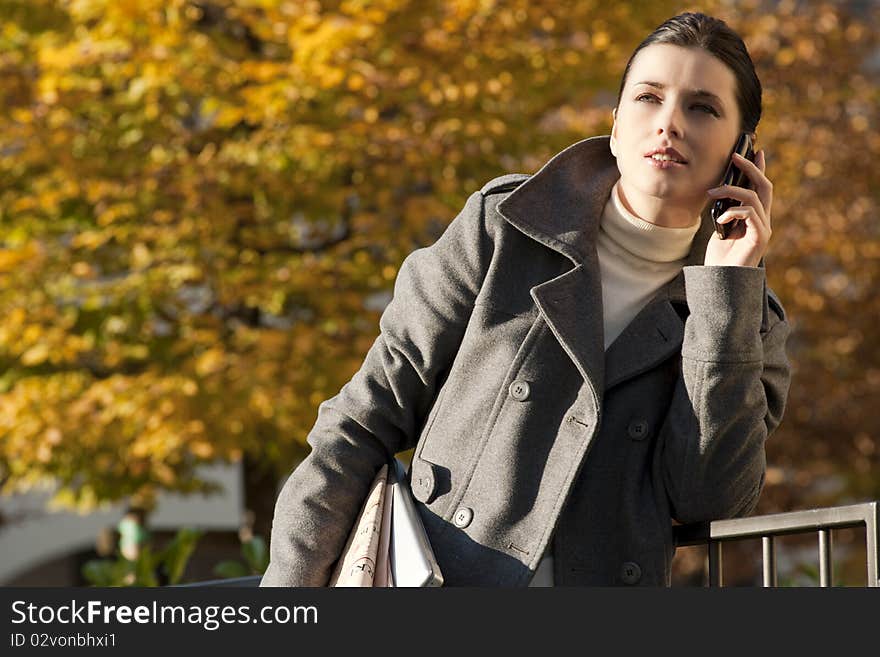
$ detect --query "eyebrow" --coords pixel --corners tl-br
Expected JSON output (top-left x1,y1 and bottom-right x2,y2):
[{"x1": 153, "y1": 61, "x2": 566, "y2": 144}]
[{"x1": 633, "y1": 81, "x2": 725, "y2": 106}]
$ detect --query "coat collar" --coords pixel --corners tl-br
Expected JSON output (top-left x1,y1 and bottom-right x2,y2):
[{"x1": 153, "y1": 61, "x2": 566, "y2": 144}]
[{"x1": 495, "y1": 135, "x2": 770, "y2": 393}]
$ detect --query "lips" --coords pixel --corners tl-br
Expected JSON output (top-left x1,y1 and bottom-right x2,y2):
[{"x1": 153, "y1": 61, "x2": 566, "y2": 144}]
[{"x1": 644, "y1": 147, "x2": 688, "y2": 163}]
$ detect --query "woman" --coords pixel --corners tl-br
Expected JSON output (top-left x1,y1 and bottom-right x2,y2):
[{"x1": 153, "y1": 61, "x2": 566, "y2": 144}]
[{"x1": 261, "y1": 12, "x2": 791, "y2": 587}]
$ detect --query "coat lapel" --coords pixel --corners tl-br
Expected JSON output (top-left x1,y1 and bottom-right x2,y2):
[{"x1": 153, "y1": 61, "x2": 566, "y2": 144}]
[
  {"x1": 496, "y1": 136, "x2": 619, "y2": 404},
  {"x1": 603, "y1": 296, "x2": 685, "y2": 391},
  {"x1": 602, "y1": 213, "x2": 702, "y2": 391},
  {"x1": 530, "y1": 260, "x2": 605, "y2": 399}
]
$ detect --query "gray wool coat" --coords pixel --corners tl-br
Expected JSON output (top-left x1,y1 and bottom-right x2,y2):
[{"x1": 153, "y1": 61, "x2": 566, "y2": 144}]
[{"x1": 261, "y1": 135, "x2": 792, "y2": 587}]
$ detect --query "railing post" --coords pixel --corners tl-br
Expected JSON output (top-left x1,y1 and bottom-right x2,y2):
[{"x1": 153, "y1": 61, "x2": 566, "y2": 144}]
[
  {"x1": 867, "y1": 502, "x2": 878, "y2": 587},
  {"x1": 818, "y1": 529, "x2": 832, "y2": 587},
  {"x1": 762, "y1": 536, "x2": 777, "y2": 587},
  {"x1": 708, "y1": 541, "x2": 722, "y2": 587}
]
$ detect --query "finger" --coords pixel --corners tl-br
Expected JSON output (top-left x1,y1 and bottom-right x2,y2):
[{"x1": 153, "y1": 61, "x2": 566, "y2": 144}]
[
  {"x1": 715, "y1": 207, "x2": 753, "y2": 225},
  {"x1": 715, "y1": 208, "x2": 748, "y2": 223},
  {"x1": 731, "y1": 151, "x2": 773, "y2": 216},
  {"x1": 707, "y1": 185, "x2": 768, "y2": 225},
  {"x1": 712, "y1": 209, "x2": 749, "y2": 240},
  {"x1": 716, "y1": 207, "x2": 770, "y2": 243},
  {"x1": 707, "y1": 185, "x2": 760, "y2": 207},
  {"x1": 715, "y1": 206, "x2": 763, "y2": 231}
]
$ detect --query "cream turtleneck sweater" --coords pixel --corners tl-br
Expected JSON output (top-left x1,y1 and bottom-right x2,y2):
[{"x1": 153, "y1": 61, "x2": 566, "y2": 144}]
[{"x1": 528, "y1": 180, "x2": 702, "y2": 587}]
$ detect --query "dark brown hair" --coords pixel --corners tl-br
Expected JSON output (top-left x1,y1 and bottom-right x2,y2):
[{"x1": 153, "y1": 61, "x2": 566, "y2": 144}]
[{"x1": 616, "y1": 12, "x2": 762, "y2": 134}]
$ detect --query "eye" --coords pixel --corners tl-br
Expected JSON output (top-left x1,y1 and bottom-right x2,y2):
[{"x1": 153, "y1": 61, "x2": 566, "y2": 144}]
[
  {"x1": 695, "y1": 104, "x2": 720, "y2": 117},
  {"x1": 635, "y1": 94, "x2": 720, "y2": 117}
]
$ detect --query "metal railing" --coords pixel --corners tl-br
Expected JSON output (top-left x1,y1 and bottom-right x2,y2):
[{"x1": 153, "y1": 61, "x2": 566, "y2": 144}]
[
  {"x1": 176, "y1": 501, "x2": 880, "y2": 587},
  {"x1": 672, "y1": 501, "x2": 879, "y2": 587}
]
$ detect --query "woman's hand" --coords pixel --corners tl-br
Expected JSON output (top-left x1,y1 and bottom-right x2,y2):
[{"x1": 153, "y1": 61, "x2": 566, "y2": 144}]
[{"x1": 703, "y1": 149, "x2": 773, "y2": 268}]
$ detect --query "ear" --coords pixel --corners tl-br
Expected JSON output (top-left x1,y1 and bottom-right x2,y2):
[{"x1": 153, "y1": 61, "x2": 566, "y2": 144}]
[{"x1": 610, "y1": 108, "x2": 618, "y2": 157}]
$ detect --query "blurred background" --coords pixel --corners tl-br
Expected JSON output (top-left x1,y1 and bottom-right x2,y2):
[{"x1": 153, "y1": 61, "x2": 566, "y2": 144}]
[{"x1": 0, "y1": 0, "x2": 877, "y2": 586}]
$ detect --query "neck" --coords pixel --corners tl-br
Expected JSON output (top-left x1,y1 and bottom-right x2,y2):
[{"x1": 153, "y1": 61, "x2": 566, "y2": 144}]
[{"x1": 616, "y1": 180, "x2": 705, "y2": 229}]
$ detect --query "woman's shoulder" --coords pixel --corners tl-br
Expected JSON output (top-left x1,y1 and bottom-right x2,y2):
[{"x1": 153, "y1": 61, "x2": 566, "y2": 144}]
[{"x1": 479, "y1": 173, "x2": 531, "y2": 197}]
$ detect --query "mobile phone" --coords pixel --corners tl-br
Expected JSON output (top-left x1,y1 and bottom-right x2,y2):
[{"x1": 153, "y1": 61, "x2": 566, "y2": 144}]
[{"x1": 711, "y1": 132, "x2": 755, "y2": 240}]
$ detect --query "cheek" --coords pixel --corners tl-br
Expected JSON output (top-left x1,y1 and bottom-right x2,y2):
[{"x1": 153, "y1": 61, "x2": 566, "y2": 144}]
[
  {"x1": 702, "y1": 158, "x2": 729, "y2": 186},
  {"x1": 712, "y1": 147, "x2": 735, "y2": 173},
  {"x1": 614, "y1": 125, "x2": 639, "y2": 150},
  {"x1": 622, "y1": 107, "x2": 651, "y2": 125}
]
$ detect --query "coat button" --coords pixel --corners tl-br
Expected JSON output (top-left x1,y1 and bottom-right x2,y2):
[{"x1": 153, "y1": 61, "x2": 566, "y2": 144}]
[
  {"x1": 627, "y1": 419, "x2": 649, "y2": 440},
  {"x1": 509, "y1": 380, "x2": 531, "y2": 401},
  {"x1": 621, "y1": 561, "x2": 642, "y2": 585},
  {"x1": 453, "y1": 507, "x2": 474, "y2": 528}
]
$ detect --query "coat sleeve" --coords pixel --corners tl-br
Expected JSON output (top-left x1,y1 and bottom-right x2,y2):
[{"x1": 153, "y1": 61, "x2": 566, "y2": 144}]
[
  {"x1": 261, "y1": 190, "x2": 492, "y2": 586},
  {"x1": 658, "y1": 265, "x2": 792, "y2": 523}
]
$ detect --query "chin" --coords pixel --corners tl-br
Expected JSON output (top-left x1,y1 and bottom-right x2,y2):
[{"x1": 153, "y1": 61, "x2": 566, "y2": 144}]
[{"x1": 635, "y1": 182, "x2": 679, "y2": 199}]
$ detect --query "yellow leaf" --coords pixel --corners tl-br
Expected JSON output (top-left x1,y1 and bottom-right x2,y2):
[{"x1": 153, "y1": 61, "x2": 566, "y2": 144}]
[
  {"x1": 189, "y1": 441, "x2": 214, "y2": 458},
  {"x1": 10, "y1": 108, "x2": 33, "y2": 123},
  {"x1": 21, "y1": 343, "x2": 50, "y2": 366},
  {"x1": 154, "y1": 462, "x2": 176, "y2": 485},
  {"x1": 775, "y1": 48, "x2": 796, "y2": 66},
  {"x1": 592, "y1": 31, "x2": 610, "y2": 50},
  {"x1": 196, "y1": 348, "x2": 226, "y2": 376},
  {"x1": 0, "y1": 250, "x2": 28, "y2": 273}
]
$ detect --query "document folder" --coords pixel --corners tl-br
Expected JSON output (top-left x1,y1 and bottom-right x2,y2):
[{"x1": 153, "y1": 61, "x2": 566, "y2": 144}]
[{"x1": 388, "y1": 457, "x2": 443, "y2": 587}]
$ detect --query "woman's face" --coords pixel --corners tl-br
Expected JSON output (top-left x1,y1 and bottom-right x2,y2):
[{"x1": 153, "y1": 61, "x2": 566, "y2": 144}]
[{"x1": 610, "y1": 43, "x2": 745, "y2": 227}]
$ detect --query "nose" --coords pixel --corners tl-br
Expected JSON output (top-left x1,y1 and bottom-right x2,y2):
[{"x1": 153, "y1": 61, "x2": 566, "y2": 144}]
[{"x1": 656, "y1": 103, "x2": 684, "y2": 139}]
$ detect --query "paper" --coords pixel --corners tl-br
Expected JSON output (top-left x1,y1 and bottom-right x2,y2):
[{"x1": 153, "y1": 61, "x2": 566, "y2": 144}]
[{"x1": 329, "y1": 464, "x2": 388, "y2": 587}]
